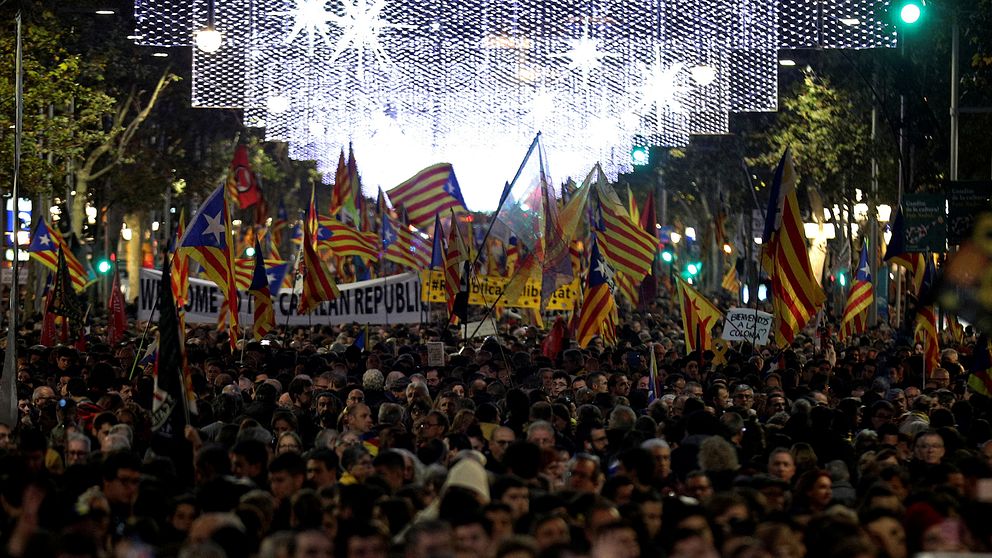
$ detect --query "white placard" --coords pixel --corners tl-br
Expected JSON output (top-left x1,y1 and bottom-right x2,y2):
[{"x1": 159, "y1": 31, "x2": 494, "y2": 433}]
[
  {"x1": 138, "y1": 268, "x2": 428, "y2": 326},
  {"x1": 721, "y1": 308, "x2": 773, "y2": 345},
  {"x1": 426, "y1": 342, "x2": 445, "y2": 367}
]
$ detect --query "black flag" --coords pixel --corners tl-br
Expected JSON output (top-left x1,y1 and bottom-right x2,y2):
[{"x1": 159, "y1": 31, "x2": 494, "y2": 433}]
[{"x1": 151, "y1": 256, "x2": 186, "y2": 434}]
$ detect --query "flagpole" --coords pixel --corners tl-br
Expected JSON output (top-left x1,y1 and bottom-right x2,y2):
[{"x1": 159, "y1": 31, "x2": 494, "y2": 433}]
[
  {"x1": 0, "y1": 11, "x2": 24, "y2": 427},
  {"x1": 130, "y1": 293, "x2": 158, "y2": 381},
  {"x1": 469, "y1": 133, "x2": 541, "y2": 273}
]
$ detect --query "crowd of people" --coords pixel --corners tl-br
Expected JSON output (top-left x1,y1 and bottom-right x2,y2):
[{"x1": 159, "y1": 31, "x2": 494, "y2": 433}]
[{"x1": 2, "y1": 300, "x2": 992, "y2": 558}]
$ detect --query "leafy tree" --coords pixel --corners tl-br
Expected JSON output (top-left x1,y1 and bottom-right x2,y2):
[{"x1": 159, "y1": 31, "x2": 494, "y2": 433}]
[{"x1": 749, "y1": 72, "x2": 876, "y2": 206}]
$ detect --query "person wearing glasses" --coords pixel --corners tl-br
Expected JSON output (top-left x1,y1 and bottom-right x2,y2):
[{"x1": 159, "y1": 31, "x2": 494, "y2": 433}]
[
  {"x1": 732, "y1": 384, "x2": 755, "y2": 414},
  {"x1": 101, "y1": 451, "x2": 143, "y2": 539},
  {"x1": 415, "y1": 411, "x2": 449, "y2": 447}
]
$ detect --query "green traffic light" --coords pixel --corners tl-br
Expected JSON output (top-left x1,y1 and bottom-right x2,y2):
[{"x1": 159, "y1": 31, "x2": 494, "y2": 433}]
[
  {"x1": 96, "y1": 259, "x2": 112, "y2": 274},
  {"x1": 900, "y1": 2, "x2": 921, "y2": 23},
  {"x1": 838, "y1": 272, "x2": 847, "y2": 287},
  {"x1": 631, "y1": 146, "x2": 649, "y2": 166},
  {"x1": 661, "y1": 251, "x2": 674, "y2": 263},
  {"x1": 686, "y1": 262, "x2": 700, "y2": 276},
  {"x1": 245, "y1": 246, "x2": 256, "y2": 257}
]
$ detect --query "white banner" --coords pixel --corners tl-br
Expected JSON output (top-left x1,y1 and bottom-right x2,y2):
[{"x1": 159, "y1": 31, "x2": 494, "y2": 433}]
[
  {"x1": 138, "y1": 269, "x2": 429, "y2": 326},
  {"x1": 721, "y1": 308, "x2": 773, "y2": 346}
]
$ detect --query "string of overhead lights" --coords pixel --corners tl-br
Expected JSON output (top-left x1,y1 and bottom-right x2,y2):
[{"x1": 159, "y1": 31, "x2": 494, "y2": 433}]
[{"x1": 133, "y1": 0, "x2": 895, "y2": 209}]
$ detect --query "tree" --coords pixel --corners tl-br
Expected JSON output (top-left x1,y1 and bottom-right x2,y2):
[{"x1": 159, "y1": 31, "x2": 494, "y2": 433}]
[
  {"x1": 70, "y1": 70, "x2": 179, "y2": 237},
  {"x1": 749, "y1": 72, "x2": 876, "y2": 206}
]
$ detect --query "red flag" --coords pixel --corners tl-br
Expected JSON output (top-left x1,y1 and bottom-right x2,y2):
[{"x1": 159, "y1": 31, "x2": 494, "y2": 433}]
[
  {"x1": 226, "y1": 144, "x2": 262, "y2": 209},
  {"x1": 107, "y1": 264, "x2": 127, "y2": 345},
  {"x1": 542, "y1": 317, "x2": 567, "y2": 359}
]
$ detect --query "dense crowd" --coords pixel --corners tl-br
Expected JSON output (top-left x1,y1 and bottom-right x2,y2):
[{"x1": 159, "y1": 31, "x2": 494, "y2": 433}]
[{"x1": 2, "y1": 298, "x2": 992, "y2": 558}]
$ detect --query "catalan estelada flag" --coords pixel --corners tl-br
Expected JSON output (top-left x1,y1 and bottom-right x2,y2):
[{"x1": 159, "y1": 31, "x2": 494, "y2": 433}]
[
  {"x1": 386, "y1": 163, "x2": 467, "y2": 230},
  {"x1": 840, "y1": 244, "x2": 874, "y2": 341},
  {"x1": 318, "y1": 216, "x2": 378, "y2": 262},
  {"x1": 576, "y1": 236, "x2": 616, "y2": 348},
  {"x1": 760, "y1": 148, "x2": 825, "y2": 345},
  {"x1": 28, "y1": 217, "x2": 92, "y2": 292},
  {"x1": 178, "y1": 184, "x2": 239, "y2": 349},
  {"x1": 248, "y1": 241, "x2": 275, "y2": 340},
  {"x1": 298, "y1": 184, "x2": 340, "y2": 314},
  {"x1": 382, "y1": 213, "x2": 431, "y2": 269},
  {"x1": 676, "y1": 277, "x2": 723, "y2": 352}
]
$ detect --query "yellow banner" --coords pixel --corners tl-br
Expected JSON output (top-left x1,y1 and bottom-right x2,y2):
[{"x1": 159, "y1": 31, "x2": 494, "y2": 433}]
[{"x1": 420, "y1": 270, "x2": 578, "y2": 310}]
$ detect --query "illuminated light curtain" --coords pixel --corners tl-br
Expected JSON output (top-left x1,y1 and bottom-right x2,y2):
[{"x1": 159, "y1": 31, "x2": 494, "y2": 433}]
[{"x1": 136, "y1": 0, "x2": 895, "y2": 210}]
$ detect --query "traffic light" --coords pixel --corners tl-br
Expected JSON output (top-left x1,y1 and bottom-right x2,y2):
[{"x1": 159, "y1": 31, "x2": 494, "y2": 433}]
[
  {"x1": 686, "y1": 261, "x2": 701, "y2": 277},
  {"x1": 96, "y1": 256, "x2": 112, "y2": 274},
  {"x1": 631, "y1": 145, "x2": 649, "y2": 167},
  {"x1": 661, "y1": 250, "x2": 674, "y2": 263},
  {"x1": 892, "y1": 0, "x2": 925, "y2": 26},
  {"x1": 245, "y1": 246, "x2": 257, "y2": 257},
  {"x1": 837, "y1": 270, "x2": 847, "y2": 288}
]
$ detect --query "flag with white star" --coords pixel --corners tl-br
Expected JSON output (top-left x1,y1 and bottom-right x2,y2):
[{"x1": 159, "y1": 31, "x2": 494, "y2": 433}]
[
  {"x1": 576, "y1": 235, "x2": 616, "y2": 348},
  {"x1": 28, "y1": 217, "x2": 92, "y2": 293},
  {"x1": 178, "y1": 184, "x2": 240, "y2": 348},
  {"x1": 840, "y1": 243, "x2": 874, "y2": 341},
  {"x1": 386, "y1": 163, "x2": 467, "y2": 230}
]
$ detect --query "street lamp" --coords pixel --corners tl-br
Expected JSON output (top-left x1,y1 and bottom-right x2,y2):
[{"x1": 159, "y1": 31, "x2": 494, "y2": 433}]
[
  {"x1": 195, "y1": 0, "x2": 223, "y2": 53},
  {"x1": 195, "y1": 27, "x2": 223, "y2": 53}
]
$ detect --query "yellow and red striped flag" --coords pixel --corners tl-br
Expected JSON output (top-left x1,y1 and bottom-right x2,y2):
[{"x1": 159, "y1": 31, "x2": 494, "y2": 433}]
[
  {"x1": 331, "y1": 146, "x2": 361, "y2": 224},
  {"x1": 170, "y1": 210, "x2": 189, "y2": 309},
  {"x1": 627, "y1": 186, "x2": 640, "y2": 226},
  {"x1": 298, "y1": 184, "x2": 340, "y2": 314},
  {"x1": 676, "y1": 277, "x2": 723, "y2": 352},
  {"x1": 318, "y1": 216, "x2": 378, "y2": 261},
  {"x1": 760, "y1": 149, "x2": 825, "y2": 345},
  {"x1": 382, "y1": 213, "x2": 432, "y2": 269},
  {"x1": 28, "y1": 217, "x2": 92, "y2": 293},
  {"x1": 594, "y1": 183, "x2": 657, "y2": 283},
  {"x1": 914, "y1": 257, "x2": 939, "y2": 375},
  {"x1": 178, "y1": 185, "x2": 240, "y2": 349},
  {"x1": 386, "y1": 163, "x2": 467, "y2": 230},
  {"x1": 840, "y1": 244, "x2": 874, "y2": 341},
  {"x1": 576, "y1": 236, "x2": 617, "y2": 348}
]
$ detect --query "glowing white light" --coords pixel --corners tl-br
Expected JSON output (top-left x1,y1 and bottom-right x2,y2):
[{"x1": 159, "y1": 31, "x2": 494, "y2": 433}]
[
  {"x1": 670, "y1": 232, "x2": 681, "y2": 244},
  {"x1": 152, "y1": 52, "x2": 169, "y2": 57},
  {"x1": 121, "y1": 225, "x2": 133, "y2": 241},
  {"x1": 195, "y1": 27, "x2": 223, "y2": 53},
  {"x1": 267, "y1": 95, "x2": 291, "y2": 113},
  {"x1": 134, "y1": 0, "x2": 899, "y2": 209},
  {"x1": 690, "y1": 64, "x2": 717, "y2": 86},
  {"x1": 779, "y1": 59, "x2": 797, "y2": 67},
  {"x1": 839, "y1": 17, "x2": 860, "y2": 26},
  {"x1": 152, "y1": 221, "x2": 161, "y2": 231},
  {"x1": 551, "y1": 21, "x2": 616, "y2": 86},
  {"x1": 326, "y1": 0, "x2": 414, "y2": 70},
  {"x1": 684, "y1": 226, "x2": 696, "y2": 240},
  {"x1": 635, "y1": 54, "x2": 690, "y2": 135},
  {"x1": 270, "y1": 0, "x2": 334, "y2": 55}
]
